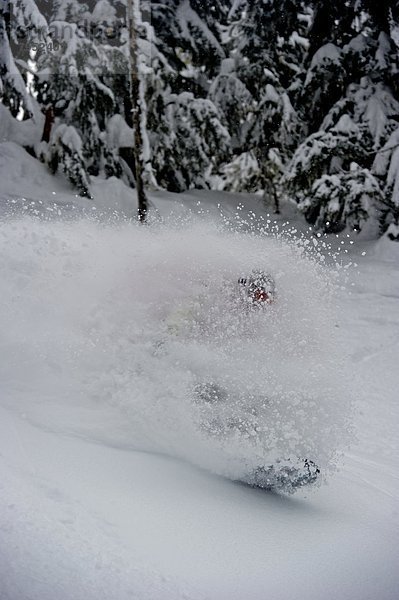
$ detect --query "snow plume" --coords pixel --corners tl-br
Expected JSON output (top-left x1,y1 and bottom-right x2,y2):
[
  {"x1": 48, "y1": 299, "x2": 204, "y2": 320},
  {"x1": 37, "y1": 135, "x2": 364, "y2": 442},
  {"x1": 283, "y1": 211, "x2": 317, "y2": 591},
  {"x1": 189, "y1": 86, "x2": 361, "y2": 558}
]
[{"x1": 0, "y1": 213, "x2": 353, "y2": 490}]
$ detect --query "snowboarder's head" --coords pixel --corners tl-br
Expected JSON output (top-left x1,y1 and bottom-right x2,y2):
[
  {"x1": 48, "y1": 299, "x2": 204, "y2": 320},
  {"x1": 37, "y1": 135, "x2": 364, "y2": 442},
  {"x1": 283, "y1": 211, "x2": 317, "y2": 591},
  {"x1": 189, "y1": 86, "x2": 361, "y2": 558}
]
[{"x1": 238, "y1": 271, "x2": 276, "y2": 305}]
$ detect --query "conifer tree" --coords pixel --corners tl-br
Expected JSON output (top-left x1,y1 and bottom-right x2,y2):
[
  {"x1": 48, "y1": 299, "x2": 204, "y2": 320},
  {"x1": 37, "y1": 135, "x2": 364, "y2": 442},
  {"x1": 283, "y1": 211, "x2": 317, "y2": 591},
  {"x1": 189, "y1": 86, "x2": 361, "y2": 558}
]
[
  {"x1": 32, "y1": 0, "x2": 129, "y2": 197},
  {"x1": 0, "y1": 0, "x2": 47, "y2": 118},
  {"x1": 287, "y1": 0, "x2": 399, "y2": 235},
  {"x1": 1, "y1": 0, "x2": 398, "y2": 239},
  {"x1": 218, "y1": 0, "x2": 307, "y2": 200}
]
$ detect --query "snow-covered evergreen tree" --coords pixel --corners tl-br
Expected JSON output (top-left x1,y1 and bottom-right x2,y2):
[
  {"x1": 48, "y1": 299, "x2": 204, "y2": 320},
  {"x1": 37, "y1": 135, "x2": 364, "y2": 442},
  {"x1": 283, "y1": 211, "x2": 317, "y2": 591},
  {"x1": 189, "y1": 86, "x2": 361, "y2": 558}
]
[
  {"x1": 150, "y1": 0, "x2": 228, "y2": 101},
  {"x1": 304, "y1": 163, "x2": 383, "y2": 234},
  {"x1": 208, "y1": 58, "x2": 253, "y2": 150},
  {"x1": 0, "y1": 0, "x2": 47, "y2": 118},
  {"x1": 47, "y1": 123, "x2": 92, "y2": 197},
  {"x1": 1, "y1": 0, "x2": 398, "y2": 238},
  {"x1": 216, "y1": 0, "x2": 308, "y2": 195},
  {"x1": 146, "y1": 1, "x2": 233, "y2": 191},
  {"x1": 151, "y1": 91, "x2": 230, "y2": 191},
  {"x1": 287, "y1": 0, "x2": 399, "y2": 236},
  {"x1": 374, "y1": 129, "x2": 399, "y2": 239},
  {"x1": 31, "y1": 0, "x2": 131, "y2": 196}
]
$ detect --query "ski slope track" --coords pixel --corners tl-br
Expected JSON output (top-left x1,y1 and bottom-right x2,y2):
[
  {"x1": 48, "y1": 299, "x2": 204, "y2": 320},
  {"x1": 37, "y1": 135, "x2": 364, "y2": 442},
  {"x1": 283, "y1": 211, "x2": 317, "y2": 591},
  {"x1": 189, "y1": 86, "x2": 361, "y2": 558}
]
[{"x1": 0, "y1": 144, "x2": 398, "y2": 599}]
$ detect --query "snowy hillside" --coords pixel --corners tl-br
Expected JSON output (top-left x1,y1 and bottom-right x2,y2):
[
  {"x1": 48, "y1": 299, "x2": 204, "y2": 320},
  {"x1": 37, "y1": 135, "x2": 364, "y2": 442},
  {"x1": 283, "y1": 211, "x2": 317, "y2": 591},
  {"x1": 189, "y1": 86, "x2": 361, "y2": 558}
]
[{"x1": 0, "y1": 144, "x2": 398, "y2": 600}]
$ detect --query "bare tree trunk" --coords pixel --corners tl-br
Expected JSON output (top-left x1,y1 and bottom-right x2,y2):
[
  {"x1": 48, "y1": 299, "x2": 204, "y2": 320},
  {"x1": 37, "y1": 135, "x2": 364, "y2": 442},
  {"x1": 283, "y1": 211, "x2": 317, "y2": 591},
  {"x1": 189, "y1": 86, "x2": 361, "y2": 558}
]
[
  {"x1": 41, "y1": 105, "x2": 54, "y2": 143},
  {"x1": 127, "y1": 0, "x2": 148, "y2": 223},
  {"x1": 271, "y1": 182, "x2": 280, "y2": 214}
]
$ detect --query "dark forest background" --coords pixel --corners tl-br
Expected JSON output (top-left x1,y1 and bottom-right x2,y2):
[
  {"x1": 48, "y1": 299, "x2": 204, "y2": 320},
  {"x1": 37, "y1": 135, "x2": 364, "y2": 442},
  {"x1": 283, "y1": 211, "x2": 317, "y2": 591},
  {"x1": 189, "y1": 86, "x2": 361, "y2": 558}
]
[{"x1": 1, "y1": 1, "x2": 399, "y2": 237}]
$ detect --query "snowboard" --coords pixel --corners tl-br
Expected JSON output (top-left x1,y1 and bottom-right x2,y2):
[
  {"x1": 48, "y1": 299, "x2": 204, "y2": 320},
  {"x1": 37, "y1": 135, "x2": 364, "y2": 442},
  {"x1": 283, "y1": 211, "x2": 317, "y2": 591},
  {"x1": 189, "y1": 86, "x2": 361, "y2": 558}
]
[
  {"x1": 193, "y1": 382, "x2": 320, "y2": 493},
  {"x1": 239, "y1": 458, "x2": 320, "y2": 494}
]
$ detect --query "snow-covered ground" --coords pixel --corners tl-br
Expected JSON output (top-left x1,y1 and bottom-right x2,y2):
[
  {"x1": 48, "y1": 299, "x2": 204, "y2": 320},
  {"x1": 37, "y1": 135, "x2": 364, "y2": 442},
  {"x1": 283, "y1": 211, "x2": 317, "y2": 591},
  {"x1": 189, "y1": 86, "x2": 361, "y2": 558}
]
[{"x1": 0, "y1": 143, "x2": 398, "y2": 600}]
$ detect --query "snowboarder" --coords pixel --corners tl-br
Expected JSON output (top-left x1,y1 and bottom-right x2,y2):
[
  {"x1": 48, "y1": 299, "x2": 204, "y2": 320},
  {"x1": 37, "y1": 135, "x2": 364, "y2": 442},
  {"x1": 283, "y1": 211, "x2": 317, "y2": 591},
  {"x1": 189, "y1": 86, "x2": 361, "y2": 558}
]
[
  {"x1": 238, "y1": 270, "x2": 277, "y2": 306},
  {"x1": 158, "y1": 271, "x2": 320, "y2": 492},
  {"x1": 164, "y1": 269, "x2": 277, "y2": 337}
]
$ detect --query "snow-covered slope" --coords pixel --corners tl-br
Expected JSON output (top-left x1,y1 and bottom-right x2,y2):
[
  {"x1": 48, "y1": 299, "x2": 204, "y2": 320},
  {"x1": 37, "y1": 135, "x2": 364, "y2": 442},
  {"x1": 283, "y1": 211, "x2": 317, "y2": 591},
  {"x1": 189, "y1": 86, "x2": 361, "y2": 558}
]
[{"x1": 0, "y1": 144, "x2": 398, "y2": 600}]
